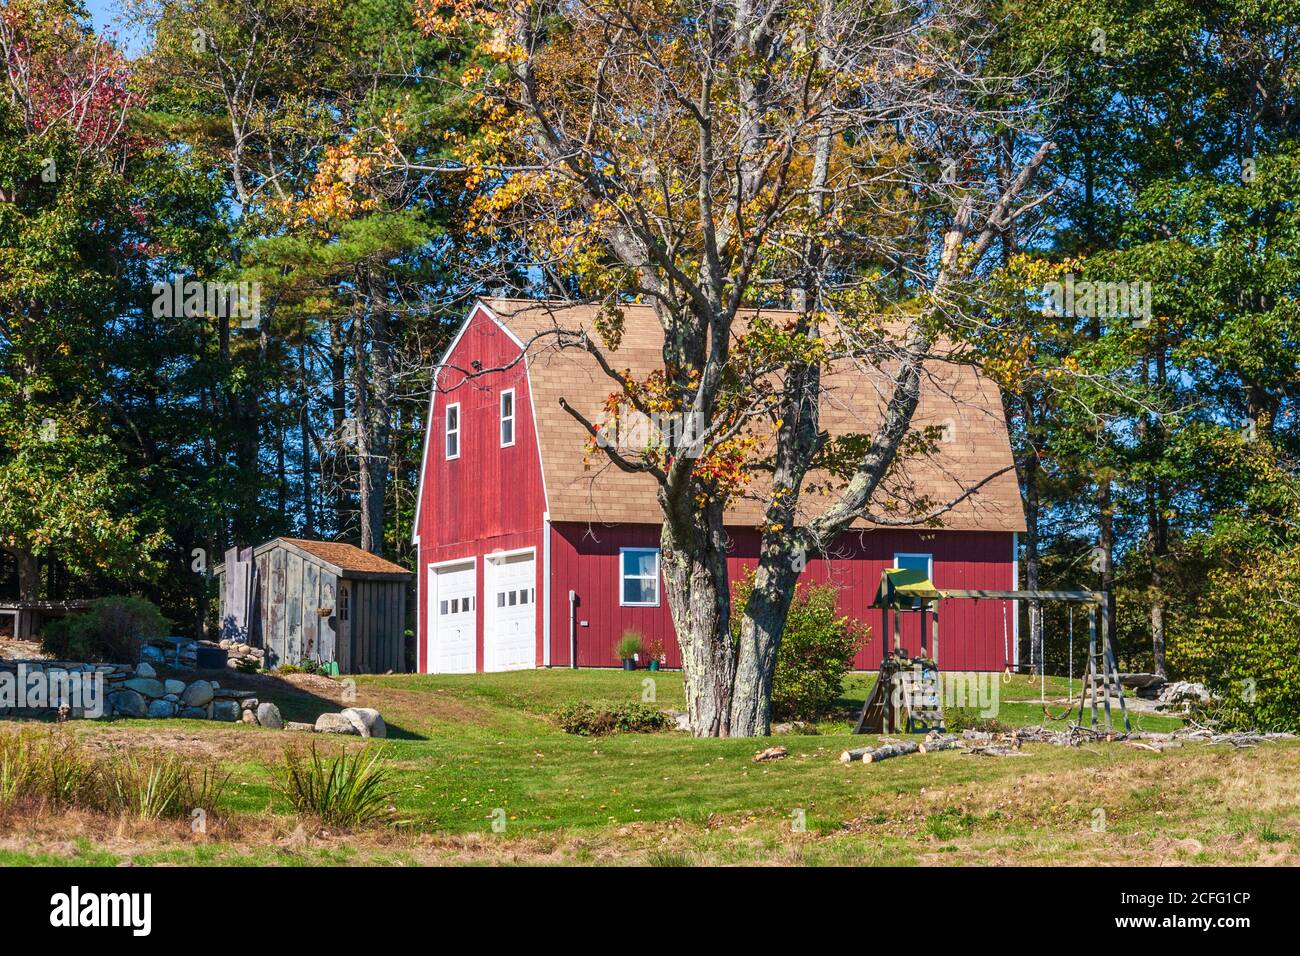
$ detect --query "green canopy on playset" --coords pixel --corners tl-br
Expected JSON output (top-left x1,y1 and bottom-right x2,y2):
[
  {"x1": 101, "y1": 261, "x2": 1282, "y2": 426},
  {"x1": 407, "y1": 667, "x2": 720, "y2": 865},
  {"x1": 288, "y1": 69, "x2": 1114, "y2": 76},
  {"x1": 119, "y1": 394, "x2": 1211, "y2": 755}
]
[{"x1": 871, "y1": 567, "x2": 942, "y2": 609}]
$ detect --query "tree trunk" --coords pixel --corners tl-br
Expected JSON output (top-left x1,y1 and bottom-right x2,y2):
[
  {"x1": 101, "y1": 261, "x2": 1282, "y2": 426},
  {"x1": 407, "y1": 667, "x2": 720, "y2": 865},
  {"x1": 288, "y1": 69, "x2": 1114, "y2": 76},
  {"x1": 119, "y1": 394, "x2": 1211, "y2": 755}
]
[
  {"x1": 1149, "y1": 330, "x2": 1169, "y2": 678},
  {"x1": 298, "y1": 327, "x2": 315, "y2": 537},
  {"x1": 351, "y1": 300, "x2": 374, "y2": 552},
  {"x1": 659, "y1": 502, "x2": 734, "y2": 737},
  {"x1": 11, "y1": 548, "x2": 39, "y2": 602},
  {"x1": 1098, "y1": 477, "x2": 1117, "y2": 660},
  {"x1": 329, "y1": 314, "x2": 348, "y2": 536},
  {"x1": 730, "y1": 556, "x2": 800, "y2": 736},
  {"x1": 1023, "y1": 399, "x2": 1042, "y2": 676},
  {"x1": 364, "y1": 267, "x2": 393, "y2": 555}
]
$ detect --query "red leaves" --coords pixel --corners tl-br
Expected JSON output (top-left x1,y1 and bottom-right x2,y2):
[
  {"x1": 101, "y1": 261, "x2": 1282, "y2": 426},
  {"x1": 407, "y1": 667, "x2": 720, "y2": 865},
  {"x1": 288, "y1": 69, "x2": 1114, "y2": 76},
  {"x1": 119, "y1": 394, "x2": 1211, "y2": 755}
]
[{"x1": 2, "y1": 2, "x2": 139, "y2": 155}]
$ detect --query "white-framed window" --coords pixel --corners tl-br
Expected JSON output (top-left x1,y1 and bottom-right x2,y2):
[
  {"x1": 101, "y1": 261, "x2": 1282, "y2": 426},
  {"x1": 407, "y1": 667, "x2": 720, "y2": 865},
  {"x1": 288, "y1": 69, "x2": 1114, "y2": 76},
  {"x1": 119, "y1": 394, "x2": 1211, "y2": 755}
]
[
  {"x1": 619, "y1": 547, "x2": 660, "y2": 606},
  {"x1": 893, "y1": 552, "x2": 933, "y2": 609},
  {"x1": 445, "y1": 403, "x2": 460, "y2": 460},
  {"x1": 894, "y1": 552, "x2": 933, "y2": 578},
  {"x1": 500, "y1": 389, "x2": 515, "y2": 447}
]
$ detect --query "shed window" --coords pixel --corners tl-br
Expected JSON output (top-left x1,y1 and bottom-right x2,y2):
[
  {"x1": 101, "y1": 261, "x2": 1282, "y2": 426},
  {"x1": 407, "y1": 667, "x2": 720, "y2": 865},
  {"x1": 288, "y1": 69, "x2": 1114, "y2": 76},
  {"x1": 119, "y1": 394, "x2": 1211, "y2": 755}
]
[
  {"x1": 339, "y1": 587, "x2": 350, "y2": 622},
  {"x1": 620, "y1": 548, "x2": 660, "y2": 606},
  {"x1": 500, "y1": 389, "x2": 515, "y2": 447}
]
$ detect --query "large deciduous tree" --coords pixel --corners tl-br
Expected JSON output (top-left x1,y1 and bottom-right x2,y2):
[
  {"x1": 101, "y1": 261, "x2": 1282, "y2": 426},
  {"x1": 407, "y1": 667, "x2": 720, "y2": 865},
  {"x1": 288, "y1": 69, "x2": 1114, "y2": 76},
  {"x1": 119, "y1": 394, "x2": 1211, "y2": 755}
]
[{"x1": 416, "y1": 0, "x2": 1056, "y2": 735}]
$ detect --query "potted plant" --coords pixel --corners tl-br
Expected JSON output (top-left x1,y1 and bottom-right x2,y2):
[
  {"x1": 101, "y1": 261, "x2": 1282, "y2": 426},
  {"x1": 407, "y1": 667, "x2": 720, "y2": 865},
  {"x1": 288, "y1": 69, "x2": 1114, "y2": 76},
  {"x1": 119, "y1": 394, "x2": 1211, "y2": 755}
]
[
  {"x1": 645, "y1": 637, "x2": 665, "y2": 671},
  {"x1": 616, "y1": 631, "x2": 643, "y2": 671}
]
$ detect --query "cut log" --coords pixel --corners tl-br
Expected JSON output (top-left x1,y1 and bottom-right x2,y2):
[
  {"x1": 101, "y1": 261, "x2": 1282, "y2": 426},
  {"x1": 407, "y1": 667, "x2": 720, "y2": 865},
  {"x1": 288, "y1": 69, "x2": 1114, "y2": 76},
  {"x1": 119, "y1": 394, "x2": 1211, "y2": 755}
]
[
  {"x1": 917, "y1": 736, "x2": 961, "y2": 754},
  {"x1": 862, "y1": 741, "x2": 920, "y2": 764},
  {"x1": 840, "y1": 747, "x2": 875, "y2": 764}
]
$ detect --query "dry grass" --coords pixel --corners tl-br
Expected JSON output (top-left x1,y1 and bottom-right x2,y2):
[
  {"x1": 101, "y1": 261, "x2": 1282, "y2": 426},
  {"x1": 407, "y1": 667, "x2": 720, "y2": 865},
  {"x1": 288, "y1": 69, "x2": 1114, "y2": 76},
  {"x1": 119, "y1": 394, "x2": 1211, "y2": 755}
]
[{"x1": 0, "y1": 739, "x2": 1296, "y2": 866}]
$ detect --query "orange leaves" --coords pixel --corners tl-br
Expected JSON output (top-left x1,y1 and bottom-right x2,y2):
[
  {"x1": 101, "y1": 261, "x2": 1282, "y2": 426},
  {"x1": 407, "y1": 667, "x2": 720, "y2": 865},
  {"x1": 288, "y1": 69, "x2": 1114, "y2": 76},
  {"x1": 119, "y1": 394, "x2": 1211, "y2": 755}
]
[{"x1": 285, "y1": 139, "x2": 378, "y2": 229}]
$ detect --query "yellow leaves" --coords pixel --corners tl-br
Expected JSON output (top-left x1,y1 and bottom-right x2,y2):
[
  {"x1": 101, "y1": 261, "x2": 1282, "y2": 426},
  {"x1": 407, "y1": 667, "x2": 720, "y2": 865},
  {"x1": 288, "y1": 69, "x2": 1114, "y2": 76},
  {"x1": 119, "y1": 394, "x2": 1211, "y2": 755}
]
[{"x1": 286, "y1": 139, "x2": 378, "y2": 229}]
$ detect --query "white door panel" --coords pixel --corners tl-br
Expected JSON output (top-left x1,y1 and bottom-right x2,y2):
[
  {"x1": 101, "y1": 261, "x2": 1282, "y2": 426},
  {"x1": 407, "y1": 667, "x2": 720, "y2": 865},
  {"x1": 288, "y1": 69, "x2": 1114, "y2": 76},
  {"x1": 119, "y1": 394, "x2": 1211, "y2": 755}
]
[
  {"x1": 487, "y1": 553, "x2": 536, "y2": 672},
  {"x1": 430, "y1": 562, "x2": 476, "y2": 673}
]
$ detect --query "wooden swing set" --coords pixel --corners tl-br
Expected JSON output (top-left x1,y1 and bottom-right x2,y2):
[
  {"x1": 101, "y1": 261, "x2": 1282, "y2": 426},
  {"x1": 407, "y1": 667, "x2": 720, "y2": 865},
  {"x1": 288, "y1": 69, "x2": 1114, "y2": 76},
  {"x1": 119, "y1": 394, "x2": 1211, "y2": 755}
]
[{"x1": 853, "y1": 568, "x2": 1130, "y2": 735}]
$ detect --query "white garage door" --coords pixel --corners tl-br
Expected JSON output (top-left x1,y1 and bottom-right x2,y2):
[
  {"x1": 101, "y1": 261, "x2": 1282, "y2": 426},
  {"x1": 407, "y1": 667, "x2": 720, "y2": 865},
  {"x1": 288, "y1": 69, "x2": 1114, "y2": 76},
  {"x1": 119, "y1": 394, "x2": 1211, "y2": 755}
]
[
  {"x1": 486, "y1": 552, "x2": 536, "y2": 672},
  {"x1": 430, "y1": 562, "x2": 476, "y2": 673}
]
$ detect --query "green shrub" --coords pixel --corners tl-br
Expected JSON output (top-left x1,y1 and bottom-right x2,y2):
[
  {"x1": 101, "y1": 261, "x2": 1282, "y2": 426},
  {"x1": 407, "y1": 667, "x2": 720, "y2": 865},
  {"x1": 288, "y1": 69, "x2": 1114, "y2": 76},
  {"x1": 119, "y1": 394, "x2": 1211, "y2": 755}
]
[
  {"x1": 942, "y1": 708, "x2": 1012, "y2": 734},
  {"x1": 732, "y1": 571, "x2": 866, "y2": 722},
  {"x1": 556, "y1": 700, "x2": 672, "y2": 736},
  {"x1": 277, "y1": 743, "x2": 395, "y2": 828},
  {"x1": 39, "y1": 596, "x2": 169, "y2": 664},
  {"x1": 1168, "y1": 543, "x2": 1300, "y2": 732},
  {"x1": 616, "y1": 631, "x2": 643, "y2": 660}
]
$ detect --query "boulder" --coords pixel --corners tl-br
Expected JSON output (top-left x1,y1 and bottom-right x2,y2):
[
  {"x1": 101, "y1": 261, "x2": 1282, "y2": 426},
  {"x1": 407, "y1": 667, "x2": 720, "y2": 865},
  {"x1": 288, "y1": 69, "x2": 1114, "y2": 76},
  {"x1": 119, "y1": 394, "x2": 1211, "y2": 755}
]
[
  {"x1": 212, "y1": 699, "x2": 241, "y2": 722},
  {"x1": 285, "y1": 721, "x2": 315, "y2": 732},
  {"x1": 178, "y1": 706, "x2": 209, "y2": 719},
  {"x1": 214, "y1": 688, "x2": 255, "y2": 700},
  {"x1": 135, "y1": 661, "x2": 157, "y2": 679},
  {"x1": 124, "y1": 677, "x2": 166, "y2": 699},
  {"x1": 108, "y1": 689, "x2": 147, "y2": 718},
  {"x1": 340, "y1": 707, "x2": 386, "y2": 739},
  {"x1": 240, "y1": 697, "x2": 259, "y2": 711},
  {"x1": 181, "y1": 680, "x2": 214, "y2": 708},
  {"x1": 256, "y1": 702, "x2": 284, "y2": 730},
  {"x1": 147, "y1": 699, "x2": 178, "y2": 719},
  {"x1": 164, "y1": 679, "x2": 187, "y2": 696},
  {"x1": 242, "y1": 709, "x2": 256, "y2": 724},
  {"x1": 314, "y1": 712, "x2": 360, "y2": 735}
]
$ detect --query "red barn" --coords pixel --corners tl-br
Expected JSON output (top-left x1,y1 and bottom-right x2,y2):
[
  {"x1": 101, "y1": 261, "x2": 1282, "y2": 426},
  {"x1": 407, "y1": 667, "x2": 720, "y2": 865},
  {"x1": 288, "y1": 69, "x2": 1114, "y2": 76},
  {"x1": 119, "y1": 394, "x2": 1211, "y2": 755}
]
[{"x1": 412, "y1": 299, "x2": 1026, "y2": 674}]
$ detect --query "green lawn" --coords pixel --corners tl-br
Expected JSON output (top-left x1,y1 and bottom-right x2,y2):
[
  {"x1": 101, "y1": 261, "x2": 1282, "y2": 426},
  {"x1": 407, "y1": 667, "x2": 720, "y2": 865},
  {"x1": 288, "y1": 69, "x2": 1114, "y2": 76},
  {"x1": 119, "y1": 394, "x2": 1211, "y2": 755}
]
[{"x1": 3, "y1": 669, "x2": 1296, "y2": 866}]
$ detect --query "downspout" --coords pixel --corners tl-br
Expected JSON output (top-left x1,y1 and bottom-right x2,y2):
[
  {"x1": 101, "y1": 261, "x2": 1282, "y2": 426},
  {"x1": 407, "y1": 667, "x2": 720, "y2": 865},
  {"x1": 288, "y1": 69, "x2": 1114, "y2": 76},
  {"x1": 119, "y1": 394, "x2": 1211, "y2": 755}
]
[
  {"x1": 569, "y1": 589, "x2": 578, "y2": 669},
  {"x1": 542, "y1": 513, "x2": 552, "y2": 666}
]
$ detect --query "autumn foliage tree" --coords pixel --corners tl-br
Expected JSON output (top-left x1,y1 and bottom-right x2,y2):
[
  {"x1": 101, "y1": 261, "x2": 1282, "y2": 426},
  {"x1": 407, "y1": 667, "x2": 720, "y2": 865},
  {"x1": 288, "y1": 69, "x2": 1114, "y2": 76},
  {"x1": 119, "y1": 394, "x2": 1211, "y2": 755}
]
[
  {"x1": 414, "y1": 0, "x2": 1057, "y2": 735},
  {"x1": 0, "y1": 0, "x2": 170, "y2": 599}
]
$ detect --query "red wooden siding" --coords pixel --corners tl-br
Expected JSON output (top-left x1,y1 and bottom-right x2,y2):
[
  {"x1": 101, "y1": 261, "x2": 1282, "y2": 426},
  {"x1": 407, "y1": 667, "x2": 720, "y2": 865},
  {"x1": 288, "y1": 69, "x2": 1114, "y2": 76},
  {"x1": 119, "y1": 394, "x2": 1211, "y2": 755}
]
[
  {"x1": 548, "y1": 522, "x2": 1016, "y2": 671},
  {"x1": 415, "y1": 306, "x2": 546, "y2": 672}
]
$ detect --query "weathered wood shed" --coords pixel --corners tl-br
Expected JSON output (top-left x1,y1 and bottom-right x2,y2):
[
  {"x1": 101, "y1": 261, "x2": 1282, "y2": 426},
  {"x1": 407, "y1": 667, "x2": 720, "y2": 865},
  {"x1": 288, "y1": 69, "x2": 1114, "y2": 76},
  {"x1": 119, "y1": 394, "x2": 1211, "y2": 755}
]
[{"x1": 215, "y1": 538, "x2": 412, "y2": 674}]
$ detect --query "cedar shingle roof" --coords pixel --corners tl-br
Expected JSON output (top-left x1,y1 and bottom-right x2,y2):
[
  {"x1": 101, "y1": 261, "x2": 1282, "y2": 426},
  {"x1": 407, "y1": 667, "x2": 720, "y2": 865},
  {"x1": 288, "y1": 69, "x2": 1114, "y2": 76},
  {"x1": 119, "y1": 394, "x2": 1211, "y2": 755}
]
[
  {"x1": 480, "y1": 299, "x2": 1026, "y2": 533},
  {"x1": 277, "y1": 539, "x2": 413, "y2": 578}
]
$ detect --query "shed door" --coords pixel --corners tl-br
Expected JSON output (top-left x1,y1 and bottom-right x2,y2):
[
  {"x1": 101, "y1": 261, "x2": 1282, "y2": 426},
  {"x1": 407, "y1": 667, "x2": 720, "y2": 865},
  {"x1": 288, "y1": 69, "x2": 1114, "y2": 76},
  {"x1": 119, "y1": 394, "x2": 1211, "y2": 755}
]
[
  {"x1": 430, "y1": 562, "x2": 476, "y2": 673},
  {"x1": 486, "y1": 552, "x2": 536, "y2": 672}
]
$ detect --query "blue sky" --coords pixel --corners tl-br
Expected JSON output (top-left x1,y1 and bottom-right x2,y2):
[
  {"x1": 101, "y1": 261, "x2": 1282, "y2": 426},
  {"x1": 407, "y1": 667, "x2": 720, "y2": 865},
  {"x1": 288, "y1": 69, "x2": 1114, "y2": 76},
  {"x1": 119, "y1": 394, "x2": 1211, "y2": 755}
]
[{"x1": 85, "y1": 0, "x2": 146, "y2": 55}]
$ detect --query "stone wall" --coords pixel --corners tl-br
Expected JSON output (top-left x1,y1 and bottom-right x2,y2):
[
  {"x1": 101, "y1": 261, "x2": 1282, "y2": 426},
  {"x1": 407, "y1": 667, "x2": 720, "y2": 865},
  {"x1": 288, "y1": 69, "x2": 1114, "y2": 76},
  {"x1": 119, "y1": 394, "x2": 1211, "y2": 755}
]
[
  {"x1": 0, "y1": 658, "x2": 385, "y2": 737},
  {"x1": 0, "y1": 659, "x2": 281, "y2": 726}
]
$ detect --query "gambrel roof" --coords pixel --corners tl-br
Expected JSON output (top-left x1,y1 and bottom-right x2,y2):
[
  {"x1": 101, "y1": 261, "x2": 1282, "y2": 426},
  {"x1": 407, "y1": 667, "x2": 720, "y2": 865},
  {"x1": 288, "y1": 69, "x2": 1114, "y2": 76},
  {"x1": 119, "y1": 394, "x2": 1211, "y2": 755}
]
[{"x1": 425, "y1": 298, "x2": 1026, "y2": 534}]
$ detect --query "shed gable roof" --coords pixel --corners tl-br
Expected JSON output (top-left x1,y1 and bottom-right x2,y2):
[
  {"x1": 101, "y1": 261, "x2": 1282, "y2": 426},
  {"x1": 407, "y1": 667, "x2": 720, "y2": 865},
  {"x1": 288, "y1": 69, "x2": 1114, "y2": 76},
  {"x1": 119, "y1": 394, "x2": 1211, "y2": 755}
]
[
  {"x1": 267, "y1": 539, "x2": 412, "y2": 579},
  {"x1": 433, "y1": 299, "x2": 1025, "y2": 534}
]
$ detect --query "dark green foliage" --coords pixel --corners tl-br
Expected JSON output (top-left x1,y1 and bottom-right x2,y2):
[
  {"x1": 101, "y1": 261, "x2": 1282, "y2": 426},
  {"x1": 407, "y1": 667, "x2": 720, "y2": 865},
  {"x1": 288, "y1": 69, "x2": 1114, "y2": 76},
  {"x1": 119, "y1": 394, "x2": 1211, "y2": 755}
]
[
  {"x1": 556, "y1": 701, "x2": 673, "y2": 736},
  {"x1": 39, "y1": 596, "x2": 169, "y2": 663},
  {"x1": 942, "y1": 709, "x2": 1013, "y2": 735},
  {"x1": 1168, "y1": 543, "x2": 1300, "y2": 732},
  {"x1": 732, "y1": 571, "x2": 866, "y2": 722}
]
